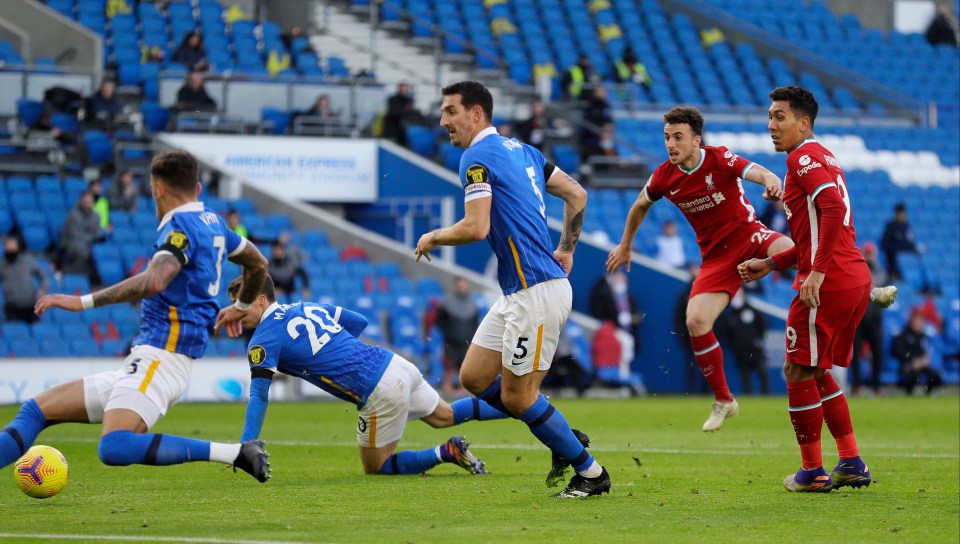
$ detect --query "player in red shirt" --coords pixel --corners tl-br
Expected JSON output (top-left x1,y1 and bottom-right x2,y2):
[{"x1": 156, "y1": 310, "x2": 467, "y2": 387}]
[
  {"x1": 738, "y1": 86, "x2": 873, "y2": 492},
  {"x1": 606, "y1": 106, "x2": 790, "y2": 431}
]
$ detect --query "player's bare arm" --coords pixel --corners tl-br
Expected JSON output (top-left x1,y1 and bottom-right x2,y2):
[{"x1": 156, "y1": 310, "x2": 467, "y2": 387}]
[
  {"x1": 606, "y1": 184, "x2": 654, "y2": 273},
  {"x1": 415, "y1": 196, "x2": 491, "y2": 262},
  {"x1": 545, "y1": 168, "x2": 587, "y2": 274},
  {"x1": 738, "y1": 257, "x2": 774, "y2": 283},
  {"x1": 215, "y1": 242, "x2": 269, "y2": 333},
  {"x1": 743, "y1": 164, "x2": 783, "y2": 201},
  {"x1": 35, "y1": 253, "x2": 182, "y2": 315}
]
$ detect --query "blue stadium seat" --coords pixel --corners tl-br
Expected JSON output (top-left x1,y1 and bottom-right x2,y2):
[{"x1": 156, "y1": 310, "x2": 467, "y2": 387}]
[{"x1": 406, "y1": 126, "x2": 437, "y2": 158}]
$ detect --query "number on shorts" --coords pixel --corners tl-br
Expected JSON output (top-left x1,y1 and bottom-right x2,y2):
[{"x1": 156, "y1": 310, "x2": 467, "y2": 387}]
[
  {"x1": 514, "y1": 336, "x2": 529, "y2": 359},
  {"x1": 786, "y1": 326, "x2": 798, "y2": 349},
  {"x1": 287, "y1": 306, "x2": 343, "y2": 355},
  {"x1": 208, "y1": 235, "x2": 226, "y2": 296}
]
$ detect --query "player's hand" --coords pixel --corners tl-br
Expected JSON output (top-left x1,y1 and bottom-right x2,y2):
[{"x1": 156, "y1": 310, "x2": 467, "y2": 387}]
[
  {"x1": 414, "y1": 232, "x2": 438, "y2": 262},
  {"x1": 800, "y1": 270, "x2": 825, "y2": 309},
  {"x1": 214, "y1": 306, "x2": 247, "y2": 338},
  {"x1": 737, "y1": 258, "x2": 772, "y2": 283},
  {"x1": 34, "y1": 294, "x2": 82, "y2": 315},
  {"x1": 605, "y1": 244, "x2": 632, "y2": 273},
  {"x1": 762, "y1": 179, "x2": 783, "y2": 201},
  {"x1": 554, "y1": 249, "x2": 574, "y2": 275}
]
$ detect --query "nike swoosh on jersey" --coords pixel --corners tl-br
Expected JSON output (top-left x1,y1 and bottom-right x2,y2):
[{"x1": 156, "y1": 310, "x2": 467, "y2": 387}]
[
  {"x1": 670, "y1": 188, "x2": 681, "y2": 195},
  {"x1": 786, "y1": 348, "x2": 799, "y2": 353}
]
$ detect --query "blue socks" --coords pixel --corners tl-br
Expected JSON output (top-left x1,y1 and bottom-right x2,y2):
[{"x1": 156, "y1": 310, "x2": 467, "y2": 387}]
[
  {"x1": 477, "y1": 376, "x2": 510, "y2": 414},
  {"x1": 378, "y1": 448, "x2": 441, "y2": 475},
  {"x1": 520, "y1": 395, "x2": 594, "y2": 473},
  {"x1": 0, "y1": 399, "x2": 48, "y2": 468},
  {"x1": 452, "y1": 397, "x2": 512, "y2": 425},
  {"x1": 99, "y1": 430, "x2": 212, "y2": 466}
]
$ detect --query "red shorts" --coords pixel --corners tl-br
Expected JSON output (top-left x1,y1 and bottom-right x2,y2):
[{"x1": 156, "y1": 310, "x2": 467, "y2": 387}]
[
  {"x1": 691, "y1": 225, "x2": 785, "y2": 299},
  {"x1": 784, "y1": 282, "x2": 871, "y2": 369}
]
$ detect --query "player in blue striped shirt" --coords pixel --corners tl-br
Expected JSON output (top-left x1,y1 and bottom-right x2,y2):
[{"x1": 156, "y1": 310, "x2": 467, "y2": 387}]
[
  {"x1": 415, "y1": 81, "x2": 609, "y2": 497},
  {"x1": 0, "y1": 150, "x2": 271, "y2": 482},
  {"x1": 223, "y1": 275, "x2": 497, "y2": 476}
]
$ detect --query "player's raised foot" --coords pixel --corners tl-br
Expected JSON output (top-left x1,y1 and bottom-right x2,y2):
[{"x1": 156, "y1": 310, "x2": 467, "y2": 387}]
[
  {"x1": 439, "y1": 436, "x2": 488, "y2": 475},
  {"x1": 783, "y1": 467, "x2": 833, "y2": 493},
  {"x1": 702, "y1": 399, "x2": 739, "y2": 432},
  {"x1": 830, "y1": 457, "x2": 872, "y2": 489},
  {"x1": 233, "y1": 440, "x2": 271, "y2": 483},
  {"x1": 553, "y1": 467, "x2": 611, "y2": 498},
  {"x1": 870, "y1": 285, "x2": 898, "y2": 308},
  {"x1": 545, "y1": 428, "x2": 591, "y2": 487}
]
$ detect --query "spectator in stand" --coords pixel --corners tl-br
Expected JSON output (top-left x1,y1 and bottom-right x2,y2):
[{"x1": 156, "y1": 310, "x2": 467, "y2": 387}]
[
  {"x1": 107, "y1": 170, "x2": 139, "y2": 213},
  {"x1": 304, "y1": 94, "x2": 339, "y2": 122},
  {"x1": 226, "y1": 209, "x2": 248, "y2": 239},
  {"x1": 88, "y1": 179, "x2": 110, "y2": 231},
  {"x1": 714, "y1": 288, "x2": 769, "y2": 395},
  {"x1": 891, "y1": 310, "x2": 944, "y2": 395},
  {"x1": 614, "y1": 45, "x2": 652, "y2": 90},
  {"x1": 561, "y1": 54, "x2": 598, "y2": 100},
  {"x1": 850, "y1": 242, "x2": 887, "y2": 395},
  {"x1": 880, "y1": 202, "x2": 919, "y2": 281},
  {"x1": 579, "y1": 85, "x2": 612, "y2": 161},
  {"x1": 383, "y1": 81, "x2": 418, "y2": 147},
  {"x1": 267, "y1": 241, "x2": 310, "y2": 301},
  {"x1": 925, "y1": 5, "x2": 959, "y2": 47},
  {"x1": 655, "y1": 220, "x2": 686, "y2": 269},
  {"x1": 1, "y1": 236, "x2": 49, "y2": 323},
  {"x1": 176, "y1": 71, "x2": 217, "y2": 112},
  {"x1": 83, "y1": 79, "x2": 123, "y2": 132},
  {"x1": 60, "y1": 191, "x2": 104, "y2": 279},
  {"x1": 434, "y1": 277, "x2": 481, "y2": 396},
  {"x1": 514, "y1": 101, "x2": 556, "y2": 150},
  {"x1": 588, "y1": 269, "x2": 643, "y2": 358},
  {"x1": 676, "y1": 264, "x2": 708, "y2": 395},
  {"x1": 171, "y1": 31, "x2": 208, "y2": 72}
]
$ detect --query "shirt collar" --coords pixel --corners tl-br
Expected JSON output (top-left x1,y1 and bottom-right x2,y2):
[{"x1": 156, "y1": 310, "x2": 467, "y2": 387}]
[
  {"x1": 469, "y1": 126, "x2": 499, "y2": 148},
  {"x1": 795, "y1": 137, "x2": 818, "y2": 151},
  {"x1": 260, "y1": 302, "x2": 281, "y2": 324},
  {"x1": 678, "y1": 148, "x2": 705, "y2": 175},
  {"x1": 157, "y1": 201, "x2": 205, "y2": 231}
]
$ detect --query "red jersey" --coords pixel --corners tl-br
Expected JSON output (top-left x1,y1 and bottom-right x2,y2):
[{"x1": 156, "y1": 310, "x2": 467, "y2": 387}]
[
  {"x1": 644, "y1": 146, "x2": 764, "y2": 257},
  {"x1": 782, "y1": 138, "x2": 870, "y2": 292}
]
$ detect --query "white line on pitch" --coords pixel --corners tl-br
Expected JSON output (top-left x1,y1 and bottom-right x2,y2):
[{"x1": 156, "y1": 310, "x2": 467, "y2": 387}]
[
  {"x1": 0, "y1": 534, "x2": 315, "y2": 544},
  {"x1": 44, "y1": 437, "x2": 960, "y2": 459}
]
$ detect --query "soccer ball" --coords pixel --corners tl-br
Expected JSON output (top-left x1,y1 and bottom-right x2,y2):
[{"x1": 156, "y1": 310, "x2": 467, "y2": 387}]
[{"x1": 13, "y1": 445, "x2": 69, "y2": 499}]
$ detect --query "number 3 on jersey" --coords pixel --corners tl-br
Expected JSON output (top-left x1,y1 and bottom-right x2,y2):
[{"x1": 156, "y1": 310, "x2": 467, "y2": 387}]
[
  {"x1": 287, "y1": 306, "x2": 343, "y2": 355},
  {"x1": 526, "y1": 166, "x2": 546, "y2": 219}
]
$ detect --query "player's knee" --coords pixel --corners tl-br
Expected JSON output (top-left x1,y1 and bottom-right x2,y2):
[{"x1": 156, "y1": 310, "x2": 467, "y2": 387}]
[
  {"x1": 685, "y1": 314, "x2": 711, "y2": 337},
  {"x1": 99, "y1": 430, "x2": 137, "y2": 466},
  {"x1": 458, "y1": 371, "x2": 486, "y2": 396},
  {"x1": 499, "y1": 390, "x2": 534, "y2": 417}
]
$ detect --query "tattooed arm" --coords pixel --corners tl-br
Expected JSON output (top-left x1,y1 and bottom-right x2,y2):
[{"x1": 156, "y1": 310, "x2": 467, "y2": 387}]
[
  {"x1": 545, "y1": 168, "x2": 587, "y2": 274},
  {"x1": 214, "y1": 241, "x2": 269, "y2": 334},
  {"x1": 35, "y1": 253, "x2": 182, "y2": 314}
]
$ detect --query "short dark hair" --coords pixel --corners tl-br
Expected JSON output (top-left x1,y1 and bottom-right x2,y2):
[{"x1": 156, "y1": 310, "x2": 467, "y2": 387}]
[
  {"x1": 227, "y1": 274, "x2": 276, "y2": 304},
  {"x1": 769, "y1": 86, "x2": 819, "y2": 128},
  {"x1": 894, "y1": 202, "x2": 907, "y2": 213},
  {"x1": 441, "y1": 81, "x2": 494, "y2": 122},
  {"x1": 150, "y1": 150, "x2": 199, "y2": 194},
  {"x1": 663, "y1": 106, "x2": 704, "y2": 137}
]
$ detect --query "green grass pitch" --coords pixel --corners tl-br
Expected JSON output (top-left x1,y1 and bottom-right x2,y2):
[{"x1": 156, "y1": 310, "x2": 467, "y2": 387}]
[{"x1": 0, "y1": 396, "x2": 956, "y2": 544}]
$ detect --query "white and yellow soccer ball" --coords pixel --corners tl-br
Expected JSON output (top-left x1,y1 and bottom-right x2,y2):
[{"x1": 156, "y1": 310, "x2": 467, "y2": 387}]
[{"x1": 13, "y1": 445, "x2": 69, "y2": 499}]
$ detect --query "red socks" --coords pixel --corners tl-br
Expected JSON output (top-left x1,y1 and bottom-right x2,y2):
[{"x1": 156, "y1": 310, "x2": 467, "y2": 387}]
[
  {"x1": 690, "y1": 332, "x2": 733, "y2": 402},
  {"x1": 787, "y1": 378, "x2": 823, "y2": 470},
  {"x1": 817, "y1": 373, "x2": 859, "y2": 459}
]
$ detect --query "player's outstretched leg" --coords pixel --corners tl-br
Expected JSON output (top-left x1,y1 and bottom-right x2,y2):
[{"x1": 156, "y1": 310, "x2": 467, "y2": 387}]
[
  {"x1": 816, "y1": 373, "x2": 871, "y2": 489},
  {"x1": 870, "y1": 285, "x2": 898, "y2": 309},
  {"x1": 97, "y1": 430, "x2": 270, "y2": 482},
  {"x1": 546, "y1": 428, "x2": 590, "y2": 488},
  {"x1": 377, "y1": 437, "x2": 487, "y2": 475},
  {"x1": 0, "y1": 399, "x2": 48, "y2": 469}
]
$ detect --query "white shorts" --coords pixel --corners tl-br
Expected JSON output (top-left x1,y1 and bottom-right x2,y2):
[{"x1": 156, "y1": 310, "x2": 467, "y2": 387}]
[
  {"x1": 356, "y1": 355, "x2": 440, "y2": 448},
  {"x1": 472, "y1": 278, "x2": 572, "y2": 376},
  {"x1": 83, "y1": 345, "x2": 192, "y2": 430}
]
